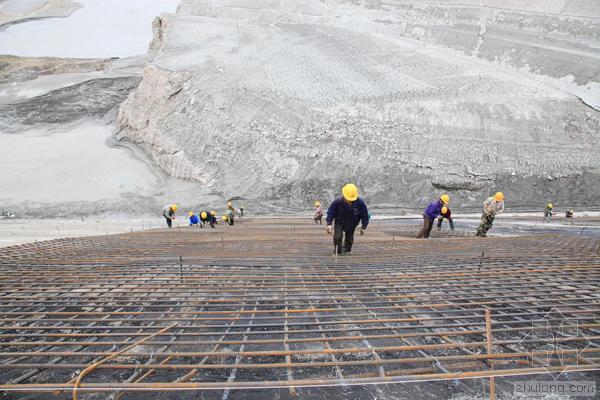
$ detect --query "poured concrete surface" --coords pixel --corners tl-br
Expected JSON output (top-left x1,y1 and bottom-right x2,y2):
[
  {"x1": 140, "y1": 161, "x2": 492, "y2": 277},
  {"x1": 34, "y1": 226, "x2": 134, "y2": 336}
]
[{"x1": 0, "y1": 217, "x2": 162, "y2": 247}]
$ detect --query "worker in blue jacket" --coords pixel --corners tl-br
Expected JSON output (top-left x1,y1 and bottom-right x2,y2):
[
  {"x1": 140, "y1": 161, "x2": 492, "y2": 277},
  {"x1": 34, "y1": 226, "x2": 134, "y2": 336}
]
[
  {"x1": 326, "y1": 183, "x2": 369, "y2": 255},
  {"x1": 188, "y1": 212, "x2": 200, "y2": 226},
  {"x1": 416, "y1": 194, "x2": 450, "y2": 239}
]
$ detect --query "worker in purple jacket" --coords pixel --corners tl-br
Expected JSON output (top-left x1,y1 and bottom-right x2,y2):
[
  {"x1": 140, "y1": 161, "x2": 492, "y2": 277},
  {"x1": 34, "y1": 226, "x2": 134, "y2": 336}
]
[
  {"x1": 416, "y1": 194, "x2": 450, "y2": 239},
  {"x1": 437, "y1": 206, "x2": 455, "y2": 231},
  {"x1": 326, "y1": 184, "x2": 369, "y2": 255}
]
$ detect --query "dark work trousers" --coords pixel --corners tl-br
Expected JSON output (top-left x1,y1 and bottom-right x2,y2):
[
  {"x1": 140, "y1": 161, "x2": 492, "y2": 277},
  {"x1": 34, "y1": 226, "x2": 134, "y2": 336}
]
[
  {"x1": 164, "y1": 216, "x2": 172, "y2": 228},
  {"x1": 416, "y1": 216, "x2": 434, "y2": 238},
  {"x1": 334, "y1": 222, "x2": 355, "y2": 254},
  {"x1": 201, "y1": 218, "x2": 214, "y2": 228},
  {"x1": 437, "y1": 216, "x2": 455, "y2": 230}
]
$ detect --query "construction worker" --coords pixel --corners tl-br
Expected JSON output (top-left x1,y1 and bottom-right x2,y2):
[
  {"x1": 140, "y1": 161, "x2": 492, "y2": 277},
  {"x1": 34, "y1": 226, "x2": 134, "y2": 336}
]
[
  {"x1": 326, "y1": 184, "x2": 369, "y2": 255},
  {"x1": 227, "y1": 202, "x2": 235, "y2": 213},
  {"x1": 210, "y1": 211, "x2": 218, "y2": 225},
  {"x1": 161, "y1": 204, "x2": 177, "y2": 228},
  {"x1": 417, "y1": 194, "x2": 449, "y2": 238},
  {"x1": 313, "y1": 201, "x2": 324, "y2": 225},
  {"x1": 239, "y1": 206, "x2": 245, "y2": 217},
  {"x1": 0, "y1": 209, "x2": 15, "y2": 219},
  {"x1": 199, "y1": 211, "x2": 215, "y2": 228},
  {"x1": 544, "y1": 203, "x2": 553, "y2": 223},
  {"x1": 189, "y1": 211, "x2": 200, "y2": 226},
  {"x1": 476, "y1": 192, "x2": 505, "y2": 237},
  {"x1": 437, "y1": 206, "x2": 455, "y2": 231},
  {"x1": 566, "y1": 209, "x2": 574, "y2": 218},
  {"x1": 224, "y1": 208, "x2": 235, "y2": 226}
]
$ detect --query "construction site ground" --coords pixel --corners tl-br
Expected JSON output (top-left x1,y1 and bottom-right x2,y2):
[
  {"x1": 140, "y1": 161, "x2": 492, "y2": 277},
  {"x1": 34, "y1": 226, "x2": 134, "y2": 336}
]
[{"x1": 0, "y1": 218, "x2": 599, "y2": 399}]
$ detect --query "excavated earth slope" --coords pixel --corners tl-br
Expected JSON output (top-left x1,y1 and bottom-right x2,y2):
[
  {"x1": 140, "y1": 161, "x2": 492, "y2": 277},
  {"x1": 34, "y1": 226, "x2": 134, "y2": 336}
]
[{"x1": 115, "y1": 0, "x2": 600, "y2": 210}]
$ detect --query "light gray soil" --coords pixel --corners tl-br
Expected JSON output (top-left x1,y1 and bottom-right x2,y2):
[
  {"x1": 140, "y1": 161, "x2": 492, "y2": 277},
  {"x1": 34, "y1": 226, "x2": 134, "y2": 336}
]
[{"x1": 115, "y1": 1, "x2": 600, "y2": 211}]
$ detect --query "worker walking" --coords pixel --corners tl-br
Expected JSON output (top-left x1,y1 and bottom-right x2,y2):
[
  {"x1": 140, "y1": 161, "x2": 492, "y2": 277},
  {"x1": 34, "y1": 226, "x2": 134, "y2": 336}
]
[
  {"x1": 437, "y1": 206, "x2": 455, "y2": 231},
  {"x1": 161, "y1": 204, "x2": 177, "y2": 228},
  {"x1": 326, "y1": 184, "x2": 369, "y2": 255},
  {"x1": 544, "y1": 203, "x2": 553, "y2": 223},
  {"x1": 313, "y1": 201, "x2": 324, "y2": 225},
  {"x1": 189, "y1": 211, "x2": 200, "y2": 226},
  {"x1": 417, "y1": 194, "x2": 450, "y2": 238},
  {"x1": 476, "y1": 192, "x2": 505, "y2": 237},
  {"x1": 240, "y1": 206, "x2": 245, "y2": 217},
  {"x1": 199, "y1": 211, "x2": 215, "y2": 228},
  {"x1": 210, "y1": 211, "x2": 218, "y2": 226}
]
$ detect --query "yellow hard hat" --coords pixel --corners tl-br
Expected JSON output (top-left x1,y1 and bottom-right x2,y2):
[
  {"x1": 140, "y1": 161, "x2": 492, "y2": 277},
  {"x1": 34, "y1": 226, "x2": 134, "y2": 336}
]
[
  {"x1": 188, "y1": 211, "x2": 194, "y2": 217},
  {"x1": 201, "y1": 211, "x2": 207, "y2": 219},
  {"x1": 440, "y1": 194, "x2": 450, "y2": 204},
  {"x1": 547, "y1": 203, "x2": 553, "y2": 208},
  {"x1": 315, "y1": 201, "x2": 321, "y2": 207},
  {"x1": 211, "y1": 211, "x2": 216, "y2": 216},
  {"x1": 342, "y1": 184, "x2": 358, "y2": 202},
  {"x1": 495, "y1": 192, "x2": 504, "y2": 201},
  {"x1": 441, "y1": 206, "x2": 448, "y2": 214},
  {"x1": 171, "y1": 204, "x2": 178, "y2": 211},
  {"x1": 221, "y1": 215, "x2": 228, "y2": 222}
]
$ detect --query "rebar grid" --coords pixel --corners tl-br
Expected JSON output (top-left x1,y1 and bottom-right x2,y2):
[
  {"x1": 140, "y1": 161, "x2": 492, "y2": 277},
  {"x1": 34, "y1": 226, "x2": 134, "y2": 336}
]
[{"x1": 0, "y1": 218, "x2": 598, "y2": 397}]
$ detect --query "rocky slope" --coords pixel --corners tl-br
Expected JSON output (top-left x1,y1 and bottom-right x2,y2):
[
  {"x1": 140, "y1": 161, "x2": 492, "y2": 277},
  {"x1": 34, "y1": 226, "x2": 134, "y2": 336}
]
[{"x1": 115, "y1": 0, "x2": 600, "y2": 209}]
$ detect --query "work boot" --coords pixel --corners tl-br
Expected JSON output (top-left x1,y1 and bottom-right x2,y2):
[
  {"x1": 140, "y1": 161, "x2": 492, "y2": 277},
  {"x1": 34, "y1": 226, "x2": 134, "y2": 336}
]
[{"x1": 342, "y1": 248, "x2": 351, "y2": 255}]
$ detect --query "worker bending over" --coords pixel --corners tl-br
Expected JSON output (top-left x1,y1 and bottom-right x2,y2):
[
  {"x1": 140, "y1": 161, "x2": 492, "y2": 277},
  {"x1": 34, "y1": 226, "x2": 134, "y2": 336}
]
[
  {"x1": 314, "y1": 201, "x2": 324, "y2": 225},
  {"x1": 326, "y1": 184, "x2": 369, "y2": 255},
  {"x1": 189, "y1": 212, "x2": 200, "y2": 226},
  {"x1": 200, "y1": 211, "x2": 215, "y2": 228},
  {"x1": 566, "y1": 209, "x2": 574, "y2": 218},
  {"x1": 544, "y1": 203, "x2": 553, "y2": 223},
  {"x1": 162, "y1": 204, "x2": 177, "y2": 228},
  {"x1": 417, "y1": 194, "x2": 450, "y2": 238},
  {"x1": 437, "y1": 206, "x2": 454, "y2": 231},
  {"x1": 476, "y1": 192, "x2": 505, "y2": 237},
  {"x1": 224, "y1": 208, "x2": 235, "y2": 226}
]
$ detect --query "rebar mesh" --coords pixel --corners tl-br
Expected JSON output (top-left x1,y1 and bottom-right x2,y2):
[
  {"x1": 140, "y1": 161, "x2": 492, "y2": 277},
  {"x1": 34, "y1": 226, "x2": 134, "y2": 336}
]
[{"x1": 0, "y1": 219, "x2": 598, "y2": 397}]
